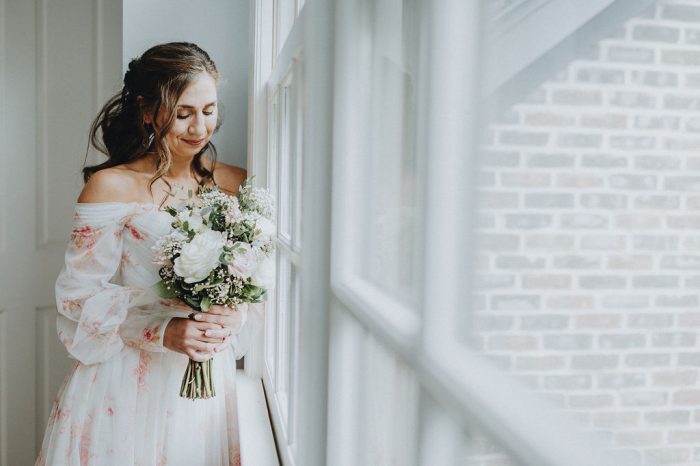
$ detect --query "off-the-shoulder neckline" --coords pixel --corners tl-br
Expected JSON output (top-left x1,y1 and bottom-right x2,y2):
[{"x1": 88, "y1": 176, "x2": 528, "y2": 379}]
[{"x1": 75, "y1": 201, "x2": 158, "y2": 206}]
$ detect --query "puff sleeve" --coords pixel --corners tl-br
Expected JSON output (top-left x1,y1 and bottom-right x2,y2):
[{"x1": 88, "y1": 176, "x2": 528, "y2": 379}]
[
  {"x1": 229, "y1": 253, "x2": 274, "y2": 378},
  {"x1": 55, "y1": 203, "x2": 173, "y2": 365}
]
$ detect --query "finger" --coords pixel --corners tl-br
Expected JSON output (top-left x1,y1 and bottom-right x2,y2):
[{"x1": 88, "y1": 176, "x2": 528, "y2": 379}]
[
  {"x1": 204, "y1": 328, "x2": 232, "y2": 339},
  {"x1": 192, "y1": 321, "x2": 224, "y2": 332},
  {"x1": 183, "y1": 321, "x2": 221, "y2": 336},
  {"x1": 187, "y1": 350, "x2": 213, "y2": 362},
  {"x1": 193, "y1": 313, "x2": 236, "y2": 326},
  {"x1": 198, "y1": 335, "x2": 225, "y2": 344},
  {"x1": 207, "y1": 305, "x2": 236, "y2": 316},
  {"x1": 214, "y1": 337, "x2": 231, "y2": 352},
  {"x1": 189, "y1": 340, "x2": 218, "y2": 353}
]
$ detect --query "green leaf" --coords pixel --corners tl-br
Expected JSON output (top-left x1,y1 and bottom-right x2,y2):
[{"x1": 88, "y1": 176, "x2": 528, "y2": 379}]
[
  {"x1": 183, "y1": 294, "x2": 201, "y2": 310},
  {"x1": 200, "y1": 296, "x2": 212, "y2": 311},
  {"x1": 152, "y1": 280, "x2": 179, "y2": 298}
]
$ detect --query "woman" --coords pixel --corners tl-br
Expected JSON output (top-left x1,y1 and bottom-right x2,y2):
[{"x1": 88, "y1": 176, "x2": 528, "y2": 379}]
[{"x1": 36, "y1": 42, "x2": 262, "y2": 466}]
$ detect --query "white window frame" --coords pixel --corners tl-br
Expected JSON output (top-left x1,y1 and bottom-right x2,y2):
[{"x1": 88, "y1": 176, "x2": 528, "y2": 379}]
[
  {"x1": 248, "y1": 2, "x2": 315, "y2": 466},
  {"x1": 252, "y1": 1, "x2": 641, "y2": 466}
]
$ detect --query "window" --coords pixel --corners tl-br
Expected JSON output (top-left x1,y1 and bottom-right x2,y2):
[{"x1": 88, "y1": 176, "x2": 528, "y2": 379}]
[
  {"x1": 249, "y1": 2, "x2": 305, "y2": 465},
  {"x1": 251, "y1": 0, "x2": 671, "y2": 465}
]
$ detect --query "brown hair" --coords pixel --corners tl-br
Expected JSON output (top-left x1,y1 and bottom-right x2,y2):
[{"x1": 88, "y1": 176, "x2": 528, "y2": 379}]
[{"x1": 83, "y1": 42, "x2": 221, "y2": 204}]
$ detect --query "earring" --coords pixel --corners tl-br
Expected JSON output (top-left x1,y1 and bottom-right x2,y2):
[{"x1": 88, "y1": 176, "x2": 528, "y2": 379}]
[{"x1": 143, "y1": 133, "x2": 154, "y2": 148}]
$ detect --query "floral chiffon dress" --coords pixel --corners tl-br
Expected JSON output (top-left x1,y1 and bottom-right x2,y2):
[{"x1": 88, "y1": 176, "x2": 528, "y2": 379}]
[{"x1": 36, "y1": 201, "x2": 264, "y2": 466}]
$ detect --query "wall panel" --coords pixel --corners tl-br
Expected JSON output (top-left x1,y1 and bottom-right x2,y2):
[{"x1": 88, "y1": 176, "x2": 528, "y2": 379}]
[
  {"x1": 35, "y1": 306, "x2": 74, "y2": 444},
  {"x1": 38, "y1": 0, "x2": 106, "y2": 247}
]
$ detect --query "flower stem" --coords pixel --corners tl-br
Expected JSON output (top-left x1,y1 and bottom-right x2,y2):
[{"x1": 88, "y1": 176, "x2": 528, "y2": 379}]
[{"x1": 180, "y1": 358, "x2": 216, "y2": 400}]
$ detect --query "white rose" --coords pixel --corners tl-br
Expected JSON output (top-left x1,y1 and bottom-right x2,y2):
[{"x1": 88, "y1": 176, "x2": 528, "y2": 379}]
[
  {"x1": 177, "y1": 209, "x2": 206, "y2": 233},
  {"x1": 255, "y1": 217, "x2": 276, "y2": 241},
  {"x1": 174, "y1": 229, "x2": 225, "y2": 283},
  {"x1": 227, "y1": 242, "x2": 257, "y2": 279},
  {"x1": 251, "y1": 255, "x2": 275, "y2": 288}
]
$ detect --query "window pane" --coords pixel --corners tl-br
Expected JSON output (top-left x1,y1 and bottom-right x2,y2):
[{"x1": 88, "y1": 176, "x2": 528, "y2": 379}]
[
  {"x1": 465, "y1": 1, "x2": 699, "y2": 463},
  {"x1": 359, "y1": 333, "x2": 419, "y2": 466},
  {"x1": 356, "y1": 0, "x2": 423, "y2": 311},
  {"x1": 326, "y1": 310, "x2": 420, "y2": 466},
  {"x1": 278, "y1": 85, "x2": 292, "y2": 243},
  {"x1": 276, "y1": 252, "x2": 291, "y2": 423}
]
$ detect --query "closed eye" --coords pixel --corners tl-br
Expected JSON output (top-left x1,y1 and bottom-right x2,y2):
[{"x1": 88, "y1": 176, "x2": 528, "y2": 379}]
[{"x1": 176, "y1": 111, "x2": 215, "y2": 120}]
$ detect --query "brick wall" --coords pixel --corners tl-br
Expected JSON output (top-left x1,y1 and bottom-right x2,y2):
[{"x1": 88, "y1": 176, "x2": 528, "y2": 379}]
[{"x1": 473, "y1": 1, "x2": 700, "y2": 464}]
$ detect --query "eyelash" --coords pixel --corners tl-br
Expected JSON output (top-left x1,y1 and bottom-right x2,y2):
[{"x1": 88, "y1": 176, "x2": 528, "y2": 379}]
[{"x1": 176, "y1": 111, "x2": 214, "y2": 120}]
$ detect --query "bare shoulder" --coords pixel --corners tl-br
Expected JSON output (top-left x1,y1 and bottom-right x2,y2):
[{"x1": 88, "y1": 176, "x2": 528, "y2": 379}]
[
  {"x1": 77, "y1": 167, "x2": 140, "y2": 203},
  {"x1": 209, "y1": 159, "x2": 247, "y2": 196}
]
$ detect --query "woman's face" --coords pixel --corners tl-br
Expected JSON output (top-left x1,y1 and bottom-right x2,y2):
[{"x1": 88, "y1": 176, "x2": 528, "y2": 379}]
[{"x1": 159, "y1": 71, "x2": 218, "y2": 160}]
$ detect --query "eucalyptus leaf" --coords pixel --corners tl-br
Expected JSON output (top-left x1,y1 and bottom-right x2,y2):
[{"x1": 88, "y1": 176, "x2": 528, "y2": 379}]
[
  {"x1": 183, "y1": 294, "x2": 201, "y2": 310},
  {"x1": 152, "y1": 280, "x2": 179, "y2": 298},
  {"x1": 200, "y1": 296, "x2": 212, "y2": 311}
]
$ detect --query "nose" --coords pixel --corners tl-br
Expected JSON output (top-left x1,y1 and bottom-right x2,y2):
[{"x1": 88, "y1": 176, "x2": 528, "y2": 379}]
[{"x1": 188, "y1": 112, "x2": 207, "y2": 136}]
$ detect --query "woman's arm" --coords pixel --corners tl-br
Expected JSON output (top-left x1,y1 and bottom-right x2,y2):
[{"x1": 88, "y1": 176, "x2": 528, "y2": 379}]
[{"x1": 56, "y1": 171, "x2": 222, "y2": 364}]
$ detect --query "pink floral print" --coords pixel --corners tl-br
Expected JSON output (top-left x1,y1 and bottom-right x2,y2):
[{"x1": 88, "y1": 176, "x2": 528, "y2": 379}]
[
  {"x1": 37, "y1": 202, "x2": 257, "y2": 465},
  {"x1": 70, "y1": 225, "x2": 102, "y2": 250}
]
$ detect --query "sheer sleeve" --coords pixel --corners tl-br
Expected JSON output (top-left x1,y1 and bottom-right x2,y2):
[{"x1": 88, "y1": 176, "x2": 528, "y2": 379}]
[
  {"x1": 228, "y1": 301, "x2": 265, "y2": 377},
  {"x1": 55, "y1": 203, "x2": 172, "y2": 365}
]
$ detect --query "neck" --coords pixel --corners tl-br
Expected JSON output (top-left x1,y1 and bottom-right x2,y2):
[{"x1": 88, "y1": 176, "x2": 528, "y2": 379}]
[
  {"x1": 167, "y1": 154, "x2": 193, "y2": 181},
  {"x1": 146, "y1": 152, "x2": 196, "y2": 181}
]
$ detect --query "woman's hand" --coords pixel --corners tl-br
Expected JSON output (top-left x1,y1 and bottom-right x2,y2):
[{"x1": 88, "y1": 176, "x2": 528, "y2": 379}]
[
  {"x1": 190, "y1": 303, "x2": 246, "y2": 335},
  {"x1": 163, "y1": 317, "x2": 233, "y2": 361}
]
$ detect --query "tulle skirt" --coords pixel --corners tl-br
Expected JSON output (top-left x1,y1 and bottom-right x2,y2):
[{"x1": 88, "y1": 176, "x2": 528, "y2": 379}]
[{"x1": 36, "y1": 346, "x2": 241, "y2": 466}]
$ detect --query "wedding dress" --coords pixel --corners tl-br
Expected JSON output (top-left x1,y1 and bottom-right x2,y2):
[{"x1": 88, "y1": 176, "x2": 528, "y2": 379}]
[{"x1": 35, "y1": 201, "x2": 265, "y2": 466}]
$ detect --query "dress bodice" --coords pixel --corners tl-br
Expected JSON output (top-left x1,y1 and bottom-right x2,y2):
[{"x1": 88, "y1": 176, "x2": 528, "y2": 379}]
[{"x1": 117, "y1": 203, "x2": 177, "y2": 288}]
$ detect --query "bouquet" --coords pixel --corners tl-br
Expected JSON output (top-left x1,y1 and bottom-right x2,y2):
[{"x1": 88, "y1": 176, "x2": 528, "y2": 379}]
[{"x1": 151, "y1": 178, "x2": 275, "y2": 399}]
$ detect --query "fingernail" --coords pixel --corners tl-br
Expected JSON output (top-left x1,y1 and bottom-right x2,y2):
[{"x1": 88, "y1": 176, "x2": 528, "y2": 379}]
[{"x1": 194, "y1": 314, "x2": 203, "y2": 320}]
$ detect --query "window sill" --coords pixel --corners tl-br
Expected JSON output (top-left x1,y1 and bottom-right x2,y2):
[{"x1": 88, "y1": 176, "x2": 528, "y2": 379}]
[{"x1": 236, "y1": 369, "x2": 280, "y2": 466}]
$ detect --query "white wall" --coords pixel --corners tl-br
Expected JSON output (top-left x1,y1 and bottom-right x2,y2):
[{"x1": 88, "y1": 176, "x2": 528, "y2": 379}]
[{"x1": 123, "y1": 0, "x2": 250, "y2": 168}]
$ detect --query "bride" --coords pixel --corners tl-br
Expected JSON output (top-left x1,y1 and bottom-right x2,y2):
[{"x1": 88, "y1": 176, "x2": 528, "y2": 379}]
[{"x1": 36, "y1": 42, "x2": 263, "y2": 466}]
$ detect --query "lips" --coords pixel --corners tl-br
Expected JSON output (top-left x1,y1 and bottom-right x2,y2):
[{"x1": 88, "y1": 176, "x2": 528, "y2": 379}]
[{"x1": 183, "y1": 138, "x2": 206, "y2": 146}]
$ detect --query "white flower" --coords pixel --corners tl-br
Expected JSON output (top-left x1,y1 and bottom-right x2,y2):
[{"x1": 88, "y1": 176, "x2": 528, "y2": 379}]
[
  {"x1": 227, "y1": 242, "x2": 258, "y2": 279},
  {"x1": 254, "y1": 216, "x2": 276, "y2": 241},
  {"x1": 251, "y1": 255, "x2": 275, "y2": 288},
  {"x1": 174, "y1": 229, "x2": 226, "y2": 283},
  {"x1": 225, "y1": 199, "x2": 243, "y2": 224},
  {"x1": 176, "y1": 209, "x2": 207, "y2": 233}
]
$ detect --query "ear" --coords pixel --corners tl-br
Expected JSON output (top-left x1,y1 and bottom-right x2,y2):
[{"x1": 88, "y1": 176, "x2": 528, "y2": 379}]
[{"x1": 136, "y1": 95, "x2": 153, "y2": 125}]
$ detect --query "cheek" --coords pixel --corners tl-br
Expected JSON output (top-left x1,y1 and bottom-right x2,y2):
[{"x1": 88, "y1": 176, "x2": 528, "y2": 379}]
[
  {"x1": 206, "y1": 117, "x2": 217, "y2": 133},
  {"x1": 170, "y1": 121, "x2": 189, "y2": 138}
]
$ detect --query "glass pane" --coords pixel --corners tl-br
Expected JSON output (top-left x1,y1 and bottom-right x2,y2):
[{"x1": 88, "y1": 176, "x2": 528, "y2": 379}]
[
  {"x1": 276, "y1": 252, "x2": 291, "y2": 423},
  {"x1": 327, "y1": 316, "x2": 420, "y2": 466},
  {"x1": 292, "y1": 76, "x2": 303, "y2": 251},
  {"x1": 265, "y1": 248, "x2": 279, "y2": 378},
  {"x1": 465, "y1": 1, "x2": 698, "y2": 463},
  {"x1": 355, "y1": 0, "x2": 423, "y2": 311},
  {"x1": 459, "y1": 425, "x2": 635, "y2": 466},
  {"x1": 360, "y1": 334, "x2": 419, "y2": 466},
  {"x1": 287, "y1": 263, "x2": 300, "y2": 444},
  {"x1": 278, "y1": 85, "x2": 292, "y2": 243}
]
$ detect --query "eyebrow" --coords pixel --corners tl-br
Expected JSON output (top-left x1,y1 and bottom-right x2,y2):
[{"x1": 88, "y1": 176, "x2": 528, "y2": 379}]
[{"x1": 177, "y1": 102, "x2": 217, "y2": 109}]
